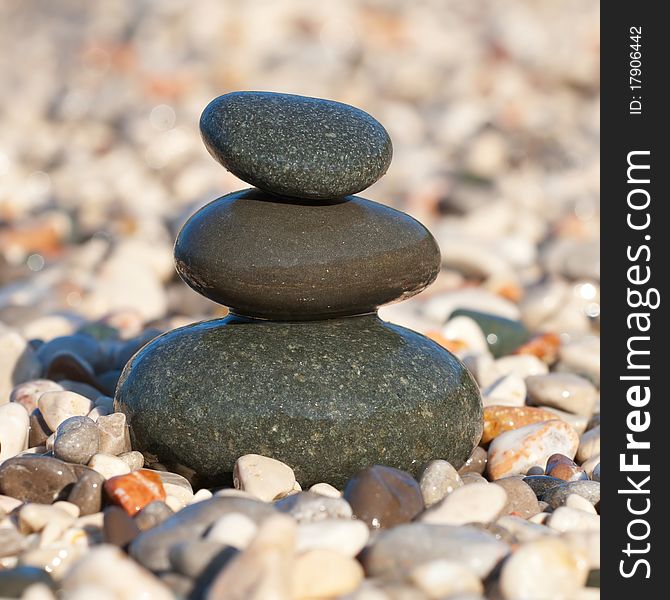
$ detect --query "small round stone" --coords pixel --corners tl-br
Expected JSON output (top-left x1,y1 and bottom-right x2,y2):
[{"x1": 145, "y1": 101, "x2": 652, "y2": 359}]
[
  {"x1": 200, "y1": 91, "x2": 392, "y2": 200},
  {"x1": 344, "y1": 465, "x2": 423, "y2": 529},
  {"x1": 53, "y1": 416, "x2": 100, "y2": 464},
  {"x1": 174, "y1": 190, "x2": 441, "y2": 320},
  {"x1": 419, "y1": 460, "x2": 463, "y2": 507}
]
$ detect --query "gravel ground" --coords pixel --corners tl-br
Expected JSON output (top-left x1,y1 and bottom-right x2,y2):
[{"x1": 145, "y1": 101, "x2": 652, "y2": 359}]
[{"x1": 1, "y1": 1, "x2": 599, "y2": 599}]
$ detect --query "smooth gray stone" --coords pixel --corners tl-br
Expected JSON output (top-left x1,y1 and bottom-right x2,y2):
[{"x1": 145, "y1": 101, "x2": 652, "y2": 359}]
[
  {"x1": 541, "y1": 480, "x2": 601, "y2": 509},
  {"x1": 53, "y1": 415, "x2": 100, "y2": 464},
  {"x1": 362, "y1": 523, "x2": 510, "y2": 580},
  {"x1": 115, "y1": 315, "x2": 483, "y2": 488},
  {"x1": 129, "y1": 497, "x2": 275, "y2": 572},
  {"x1": 174, "y1": 189, "x2": 440, "y2": 320},
  {"x1": 200, "y1": 91, "x2": 392, "y2": 199}
]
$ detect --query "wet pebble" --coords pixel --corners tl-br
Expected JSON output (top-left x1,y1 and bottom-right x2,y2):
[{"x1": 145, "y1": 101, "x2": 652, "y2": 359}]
[{"x1": 343, "y1": 465, "x2": 423, "y2": 528}]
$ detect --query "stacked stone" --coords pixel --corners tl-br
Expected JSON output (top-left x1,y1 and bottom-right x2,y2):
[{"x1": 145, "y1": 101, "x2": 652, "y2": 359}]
[{"x1": 115, "y1": 92, "x2": 483, "y2": 487}]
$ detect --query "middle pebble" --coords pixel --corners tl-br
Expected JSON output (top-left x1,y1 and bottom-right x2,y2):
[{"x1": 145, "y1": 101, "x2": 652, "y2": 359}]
[{"x1": 175, "y1": 188, "x2": 441, "y2": 320}]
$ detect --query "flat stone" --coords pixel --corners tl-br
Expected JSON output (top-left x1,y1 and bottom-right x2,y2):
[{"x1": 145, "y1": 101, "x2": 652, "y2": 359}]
[
  {"x1": 419, "y1": 460, "x2": 463, "y2": 507},
  {"x1": 362, "y1": 523, "x2": 510, "y2": 580},
  {"x1": 53, "y1": 416, "x2": 100, "y2": 464},
  {"x1": 200, "y1": 91, "x2": 392, "y2": 199},
  {"x1": 174, "y1": 190, "x2": 440, "y2": 320},
  {"x1": 449, "y1": 309, "x2": 529, "y2": 358},
  {"x1": 344, "y1": 465, "x2": 423, "y2": 528},
  {"x1": 129, "y1": 496, "x2": 276, "y2": 572},
  {"x1": 67, "y1": 467, "x2": 105, "y2": 516},
  {"x1": 0, "y1": 455, "x2": 77, "y2": 503},
  {"x1": 420, "y1": 482, "x2": 507, "y2": 525},
  {"x1": 487, "y1": 420, "x2": 579, "y2": 480},
  {"x1": 116, "y1": 315, "x2": 483, "y2": 488},
  {"x1": 541, "y1": 480, "x2": 600, "y2": 509},
  {"x1": 275, "y1": 491, "x2": 352, "y2": 523},
  {"x1": 526, "y1": 373, "x2": 597, "y2": 417}
]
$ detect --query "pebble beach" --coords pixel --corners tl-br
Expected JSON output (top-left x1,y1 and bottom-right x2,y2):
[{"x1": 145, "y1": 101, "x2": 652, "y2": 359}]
[{"x1": 1, "y1": 1, "x2": 600, "y2": 599}]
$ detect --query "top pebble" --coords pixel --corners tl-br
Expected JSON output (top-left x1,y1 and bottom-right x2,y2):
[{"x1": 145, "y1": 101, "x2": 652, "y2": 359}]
[{"x1": 200, "y1": 91, "x2": 393, "y2": 199}]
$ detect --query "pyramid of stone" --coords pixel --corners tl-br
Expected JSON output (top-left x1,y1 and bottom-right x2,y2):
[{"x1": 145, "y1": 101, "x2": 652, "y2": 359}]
[{"x1": 115, "y1": 92, "x2": 483, "y2": 488}]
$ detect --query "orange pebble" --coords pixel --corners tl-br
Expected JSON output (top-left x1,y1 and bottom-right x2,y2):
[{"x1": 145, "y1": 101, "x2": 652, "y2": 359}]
[
  {"x1": 513, "y1": 333, "x2": 561, "y2": 363},
  {"x1": 482, "y1": 405, "x2": 558, "y2": 444},
  {"x1": 104, "y1": 469, "x2": 166, "y2": 516}
]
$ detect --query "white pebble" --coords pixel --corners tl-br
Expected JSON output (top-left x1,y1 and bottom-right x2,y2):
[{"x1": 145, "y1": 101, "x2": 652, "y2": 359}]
[
  {"x1": 500, "y1": 538, "x2": 588, "y2": 600},
  {"x1": 296, "y1": 519, "x2": 369, "y2": 557},
  {"x1": 37, "y1": 391, "x2": 93, "y2": 432},
  {"x1": 576, "y1": 426, "x2": 600, "y2": 463},
  {"x1": 547, "y1": 506, "x2": 600, "y2": 532},
  {"x1": 420, "y1": 482, "x2": 507, "y2": 526},
  {"x1": 233, "y1": 454, "x2": 296, "y2": 502},
  {"x1": 88, "y1": 453, "x2": 130, "y2": 479},
  {"x1": 206, "y1": 513, "x2": 258, "y2": 549},
  {"x1": 0, "y1": 402, "x2": 29, "y2": 461},
  {"x1": 309, "y1": 483, "x2": 341, "y2": 498},
  {"x1": 482, "y1": 374, "x2": 527, "y2": 407},
  {"x1": 410, "y1": 559, "x2": 483, "y2": 598},
  {"x1": 565, "y1": 494, "x2": 597, "y2": 515}
]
